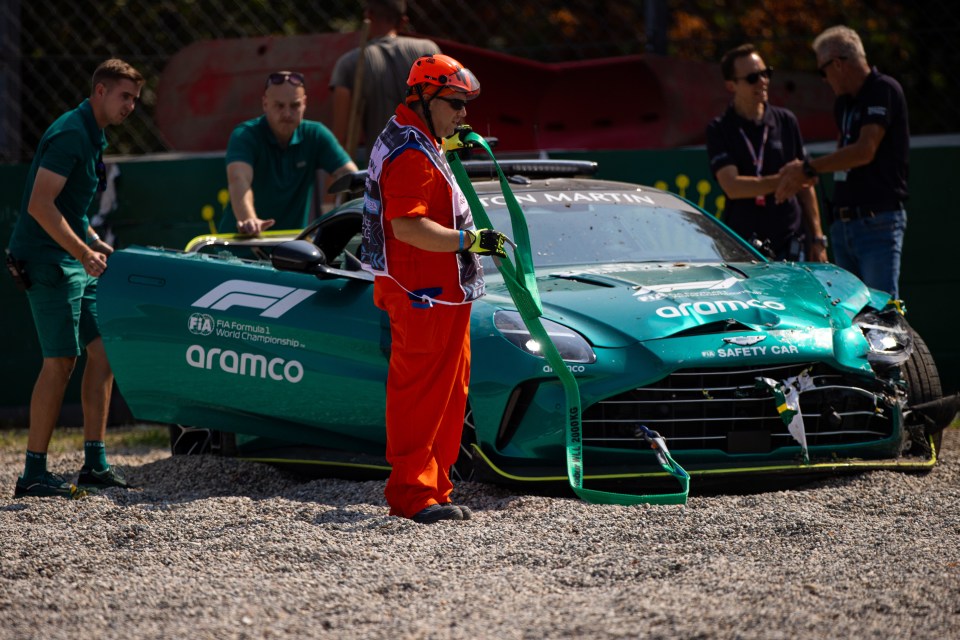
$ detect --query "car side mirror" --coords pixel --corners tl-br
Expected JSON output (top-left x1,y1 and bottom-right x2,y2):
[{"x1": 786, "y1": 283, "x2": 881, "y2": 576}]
[{"x1": 271, "y1": 240, "x2": 327, "y2": 274}]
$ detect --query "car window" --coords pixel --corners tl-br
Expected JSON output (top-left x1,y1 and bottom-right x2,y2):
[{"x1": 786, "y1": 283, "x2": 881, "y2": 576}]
[
  {"x1": 482, "y1": 197, "x2": 756, "y2": 268},
  {"x1": 313, "y1": 214, "x2": 364, "y2": 270}
]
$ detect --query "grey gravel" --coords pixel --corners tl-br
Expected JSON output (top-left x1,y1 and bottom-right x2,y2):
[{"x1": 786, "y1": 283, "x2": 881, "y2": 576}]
[{"x1": 1, "y1": 429, "x2": 958, "y2": 640}]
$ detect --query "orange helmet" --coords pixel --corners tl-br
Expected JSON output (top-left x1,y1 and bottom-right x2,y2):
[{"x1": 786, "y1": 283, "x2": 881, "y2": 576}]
[{"x1": 406, "y1": 54, "x2": 480, "y2": 101}]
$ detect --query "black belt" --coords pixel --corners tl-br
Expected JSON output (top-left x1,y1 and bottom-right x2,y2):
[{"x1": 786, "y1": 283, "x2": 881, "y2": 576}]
[{"x1": 833, "y1": 202, "x2": 903, "y2": 221}]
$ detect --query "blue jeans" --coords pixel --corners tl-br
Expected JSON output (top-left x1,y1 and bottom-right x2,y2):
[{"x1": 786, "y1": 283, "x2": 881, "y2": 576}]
[{"x1": 829, "y1": 209, "x2": 907, "y2": 299}]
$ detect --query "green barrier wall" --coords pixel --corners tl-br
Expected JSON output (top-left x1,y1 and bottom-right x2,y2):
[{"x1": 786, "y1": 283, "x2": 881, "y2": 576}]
[
  {"x1": 1, "y1": 143, "x2": 957, "y2": 424},
  {"x1": 0, "y1": 155, "x2": 228, "y2": 425}
]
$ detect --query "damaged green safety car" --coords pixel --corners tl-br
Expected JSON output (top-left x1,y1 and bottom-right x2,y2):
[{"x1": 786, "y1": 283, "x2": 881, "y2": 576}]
[{"x1": 97, "y1": 160, "x2": 955, "y2": 493}]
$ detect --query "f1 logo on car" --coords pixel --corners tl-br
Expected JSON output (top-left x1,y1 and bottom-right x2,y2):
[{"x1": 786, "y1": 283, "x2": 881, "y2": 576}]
[{"x1": 192, "y1": 280, "x2": 314, "y2": 318}]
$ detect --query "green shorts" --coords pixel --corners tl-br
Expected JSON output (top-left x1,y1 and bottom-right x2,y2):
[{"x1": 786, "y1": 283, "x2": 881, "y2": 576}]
[{"x1": 25, "y1": 261, "x2": 100, "y2": 358}]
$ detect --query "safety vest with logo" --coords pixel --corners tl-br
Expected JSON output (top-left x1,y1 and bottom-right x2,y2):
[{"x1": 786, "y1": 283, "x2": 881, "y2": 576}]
[{"x1": 361, "y1": 116, "x2": 484, "y2": 304}]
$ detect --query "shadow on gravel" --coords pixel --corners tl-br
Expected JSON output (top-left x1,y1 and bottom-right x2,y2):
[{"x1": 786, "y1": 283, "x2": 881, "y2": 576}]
[
  {"x1": 89, "y1": 455, "x2": 349, "y2": 506},
  {"x1": 689, "y1": 472, "x2": 873, "y2": 497},
  {"x1": 101, "y1": 454, "x2": 938, "y2": 508},
  {"x1": 88, "y1": 455, "x2": 514, "y2": 521},
  {"x1": 87, "y1": 429, "x2": 955, "y2": 510}
]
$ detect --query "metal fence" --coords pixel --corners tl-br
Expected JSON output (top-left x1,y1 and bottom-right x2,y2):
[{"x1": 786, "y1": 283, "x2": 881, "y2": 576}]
[{"x1": 1, "y1": 0, "x2": 958, "y2": 163}]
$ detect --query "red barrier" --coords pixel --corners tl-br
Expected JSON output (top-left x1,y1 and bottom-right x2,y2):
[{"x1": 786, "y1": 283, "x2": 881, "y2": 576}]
[{"x1": 157, "y1": 33, "x2": 837, "y2": 153}]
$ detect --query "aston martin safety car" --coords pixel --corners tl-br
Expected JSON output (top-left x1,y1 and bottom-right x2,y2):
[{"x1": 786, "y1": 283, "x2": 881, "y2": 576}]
[{"x1": 97, "y1": 160, "x2": 954, "y2": 493}]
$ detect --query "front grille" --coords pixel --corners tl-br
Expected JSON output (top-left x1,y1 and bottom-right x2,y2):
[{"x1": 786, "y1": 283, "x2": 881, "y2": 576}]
[{"x1": 582, "y1": 362, "x2": 896, "y2": 453}]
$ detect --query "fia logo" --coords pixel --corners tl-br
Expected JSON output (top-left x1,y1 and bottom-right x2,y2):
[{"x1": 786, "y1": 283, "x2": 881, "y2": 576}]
[
  {"x1": 188, "y1": 313, "x2": 215, "y2": 336},
  {"x1": 192, "y1": 280, "x2": 315, "y2": 317}
]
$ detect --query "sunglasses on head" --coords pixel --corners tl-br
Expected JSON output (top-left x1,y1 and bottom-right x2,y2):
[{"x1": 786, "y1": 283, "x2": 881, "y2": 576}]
[
  {"x1": 96, "y1": 154, "x2": 107, "y2": 192},
  {"x1": 437, "y1": 96, "x2": 467, "y2": 111},
  {"x1": 265, "y1": 71, "x2": 305, "y2": 89},
  {"x1": 735, "y1": 67, "x2": 774, "y2": 85}
]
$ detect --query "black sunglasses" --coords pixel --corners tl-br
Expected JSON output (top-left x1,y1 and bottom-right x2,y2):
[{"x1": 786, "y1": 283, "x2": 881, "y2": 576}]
[
  {"x1": 96, "y1": 153, "x2": 107, "y2": 192},
  {"x1": 817, "y1": 57, "x2": 846, "y2": 78},
  {"x1": 265, "y1": 71, "x2": 306, "y2": 88},
  {"x1": 735, "y1": 67, "x2": 774, "y2": 85},
  {"x1": 437, "y1": 96, "x2": 467, "y2": 111}
]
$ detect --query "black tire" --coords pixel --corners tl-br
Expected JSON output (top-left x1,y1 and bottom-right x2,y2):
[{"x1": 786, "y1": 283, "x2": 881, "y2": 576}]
[
  {"x1": 450, "y1": 404, "x2": 477, "y2": 482},
  {"x1": 169, "y1": 425, "x2": 237, "y2": 457},
  {"x1": 902, "y1": 325, "x2": 944, "y2": 456}
]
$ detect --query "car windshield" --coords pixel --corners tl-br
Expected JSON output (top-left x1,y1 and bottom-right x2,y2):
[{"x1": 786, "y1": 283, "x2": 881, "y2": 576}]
[{"x1": 482, "y1": 192, "x2": 757, "y2": 268}]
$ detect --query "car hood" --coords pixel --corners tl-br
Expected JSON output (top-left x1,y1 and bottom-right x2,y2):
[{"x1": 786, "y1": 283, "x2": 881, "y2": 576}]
[{"x1": 481, "y1": 261, "x2": 872, "y2": 348}]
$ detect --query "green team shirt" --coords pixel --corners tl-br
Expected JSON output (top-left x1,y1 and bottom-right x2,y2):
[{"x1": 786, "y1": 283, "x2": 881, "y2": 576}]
[
  {"x1": 218, "y1": 116, "x2": 352, "y2": 233},
  {"x1": 8, "y1": 99, "x2": 106, "y2": 264}
]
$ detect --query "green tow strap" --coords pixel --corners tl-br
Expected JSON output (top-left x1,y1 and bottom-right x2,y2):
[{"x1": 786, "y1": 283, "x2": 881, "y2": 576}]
[{"x1": 448, "y1": 134, "x2": 689, "y2": 505}]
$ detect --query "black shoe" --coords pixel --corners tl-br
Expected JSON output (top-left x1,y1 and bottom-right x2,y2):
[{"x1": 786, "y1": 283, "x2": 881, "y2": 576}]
[
  {"x1": 14, "y1": 471, "x2": 86, "y2": 499},
  {"x1": 411, "y1": 504, "x2": 463, "y2": 524},
  {"x1": 77, "y1": 466, "x2": 132, "y2": 489},
  {"x1": 443, "y1": 503, "x2": 473, "y2": 520}
]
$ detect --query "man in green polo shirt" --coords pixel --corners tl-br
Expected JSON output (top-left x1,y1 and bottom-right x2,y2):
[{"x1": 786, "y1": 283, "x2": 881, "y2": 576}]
[
  {"x1": 219, "y1": 70, "x2": 358, "y2": 235},
  {"x1": 7, "y1": 59, "x2": 143, "y2": 498}
]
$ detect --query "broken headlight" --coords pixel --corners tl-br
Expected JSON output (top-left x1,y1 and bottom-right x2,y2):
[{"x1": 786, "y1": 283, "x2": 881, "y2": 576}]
[
  {"x1": 494, "y1": 310, "x2": 596, "y2": 363},
  {"x1": 854, "y1": 308, "x2": 913, "y2": 367}
]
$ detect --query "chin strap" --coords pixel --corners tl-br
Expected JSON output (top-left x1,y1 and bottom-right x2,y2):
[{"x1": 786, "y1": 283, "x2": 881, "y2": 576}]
[
  {"x1": 447, "y1": 131, "x2": 689, "y2": 506},
  {"x1": 414, "y1": 85, "x2": 441, "y2": 142}
]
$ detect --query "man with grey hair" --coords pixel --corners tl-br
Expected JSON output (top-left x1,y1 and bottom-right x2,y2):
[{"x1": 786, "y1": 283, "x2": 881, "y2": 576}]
[{"x1": 776, "y1": 26, "x2": 909, "y2": 299}]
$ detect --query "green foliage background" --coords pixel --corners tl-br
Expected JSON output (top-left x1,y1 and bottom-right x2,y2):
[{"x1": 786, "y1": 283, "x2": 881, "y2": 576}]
[{"x1": 3, "y1": 0, "x2": 958, "y2": 161}]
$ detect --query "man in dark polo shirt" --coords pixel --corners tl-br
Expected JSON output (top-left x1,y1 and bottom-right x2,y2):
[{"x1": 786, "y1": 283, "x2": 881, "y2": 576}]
[
  {"x1": 7, "y1": 59, "x2": 143, "y2": 498},
  {"x1": 219, "y1": 70, "x2": 358, "y2": 235},
  {"x1": 777, "y1": 26, "x2": 909, "y2": 299},
  {"x1": 707, "y1": 44, "x2": 827, "y2": 262}
]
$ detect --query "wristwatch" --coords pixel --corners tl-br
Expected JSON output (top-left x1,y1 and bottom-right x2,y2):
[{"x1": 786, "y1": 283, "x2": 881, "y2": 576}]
[
  {"x1": 802, "y1": 159, "x2": 817, "y2": 178},
  {"x1": 811, "y1": 235, "x2": 828, "y2": 247}
]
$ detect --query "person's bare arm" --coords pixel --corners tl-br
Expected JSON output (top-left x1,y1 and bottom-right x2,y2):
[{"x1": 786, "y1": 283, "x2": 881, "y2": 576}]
[
  {"x1": 227, "y1": 160, "x2": 274, "y2": 235},
  {"x1": 322, "y1": 160, "x2": 361, "y2": 211},
  {"x1": 776, "y1": 124, "x2": 886, "y2": 203},
  {"x1": 391, "y1": 216, "x2": 461, "y2": 252},
  {"x1": 797, "y1": 185, "x2": 827, "y2": 263},
  {"x1": 86, "y1": 224, "x2": 113, "y2": 256},
  {"x1": 331, "y1": 86, "x2": 353, "y2": 147},
  {"x1": 714, "y1": 165, "x2": 781, "y2": 200},
  {"x1": 330, "y1": 160, "x2": 359, "y2": 181},
  {"x1": 808, "y1": 124, "x2": 886, "y2": 175},
  {"x1": 27, "y1": 168, "x2": 107, "y2": 276}
]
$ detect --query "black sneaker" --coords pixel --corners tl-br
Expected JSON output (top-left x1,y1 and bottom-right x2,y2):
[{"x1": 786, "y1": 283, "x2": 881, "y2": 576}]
[
  {"x1": 14, "y1": 472, "x2": 86, "y2": 499},
  {"x1": 443, "y1": 503, "x2": 473, "y2": 520},
  {"x1": 411, "y1": 504, "x2": 463, "y2": 524},
  {"x1": 77, "y1": 466, "x2": 132, "y2": 489}
]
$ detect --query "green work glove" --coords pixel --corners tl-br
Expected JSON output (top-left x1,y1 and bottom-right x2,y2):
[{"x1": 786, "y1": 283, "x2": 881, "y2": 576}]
[{"x1": 465, "y1": 229, "x2": 507, "y2": 258}]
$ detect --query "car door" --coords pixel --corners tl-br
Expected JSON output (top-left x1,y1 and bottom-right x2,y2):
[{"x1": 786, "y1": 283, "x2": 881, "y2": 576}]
[{"x1": 99, "y1": 212, "x2": 388, "y2": 454}]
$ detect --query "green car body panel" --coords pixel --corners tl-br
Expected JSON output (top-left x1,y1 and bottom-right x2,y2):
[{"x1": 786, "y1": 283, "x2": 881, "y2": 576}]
[
  {"x1": 98, "y1": 173, "x2": 942, "y2": 485},
  {"x1": 100, "y1": 249, "x2": 388, "y2": 451}
]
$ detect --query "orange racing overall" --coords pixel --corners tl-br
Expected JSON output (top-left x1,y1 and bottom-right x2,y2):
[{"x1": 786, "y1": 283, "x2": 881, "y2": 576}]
[{"x1": 363, "y1": 104, "x2": 484, "y2": 518}]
